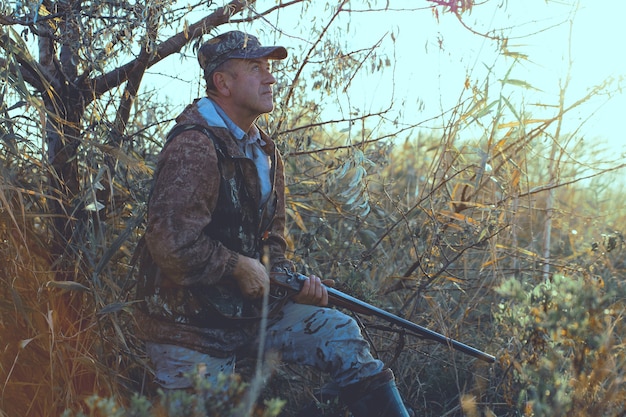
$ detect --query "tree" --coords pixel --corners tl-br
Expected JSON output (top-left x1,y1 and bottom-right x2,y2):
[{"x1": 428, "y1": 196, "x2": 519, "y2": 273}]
[{"x1": 1, "y1": 0, "x2": 254, "y2": 278}]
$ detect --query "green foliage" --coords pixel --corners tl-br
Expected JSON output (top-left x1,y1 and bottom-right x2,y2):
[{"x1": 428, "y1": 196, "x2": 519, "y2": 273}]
[
  {"x1": 61, "y1": 373, "x2": 285, "y2": 417},
  {"x1": 495, "y1": 274, "x2": 626, "y2": 416}
]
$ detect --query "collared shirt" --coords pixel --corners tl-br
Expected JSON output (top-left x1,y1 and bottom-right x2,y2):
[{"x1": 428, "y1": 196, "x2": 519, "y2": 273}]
[{"x1": 196, "y1": 97, "x2": 271, "y2": 205}]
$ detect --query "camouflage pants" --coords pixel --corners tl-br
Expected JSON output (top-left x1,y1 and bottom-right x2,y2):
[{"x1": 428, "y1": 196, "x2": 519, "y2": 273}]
[{"x1": 146, "y1": 301, "x2": 384, "y2": 389}]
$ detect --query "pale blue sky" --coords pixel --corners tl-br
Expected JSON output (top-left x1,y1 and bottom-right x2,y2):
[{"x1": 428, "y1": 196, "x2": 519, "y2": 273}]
[{"x1": 150, "y1": 1, "x2": 626, "y2": 159}]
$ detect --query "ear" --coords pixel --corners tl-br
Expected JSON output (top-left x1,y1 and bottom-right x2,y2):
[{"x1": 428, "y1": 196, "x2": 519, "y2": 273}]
[{"x1": 212, "y1": 71, "x2": 232, "y2": 97}]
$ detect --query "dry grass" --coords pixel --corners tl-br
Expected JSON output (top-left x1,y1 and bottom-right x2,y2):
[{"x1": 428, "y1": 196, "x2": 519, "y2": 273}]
[
  {"x1": 1, "y1": 223, "x2": 107, "y2": 416},
  {"x1": 0, "y1": 185, "x2": 143, "y2": 416},
  {"x1": 1, "y1": 111, "x2": 625, "y2": 417}
]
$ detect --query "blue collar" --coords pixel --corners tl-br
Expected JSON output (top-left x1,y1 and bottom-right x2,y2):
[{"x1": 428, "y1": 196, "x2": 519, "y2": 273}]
[
  {"x1": 197, "y1": 97, "x2": 245, "y2": 140},
  {"x1": 197, "y1": 97, "x2": 263, "y2": 145}
]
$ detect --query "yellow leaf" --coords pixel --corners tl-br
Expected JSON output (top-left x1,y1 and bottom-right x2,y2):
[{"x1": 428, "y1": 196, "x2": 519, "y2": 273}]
[
  {"x1": 442, "y1": 275, "x2": 464, "y2": 284},
  {"x1": 495, "y1": 243, "x2": 540, "y2": 258},
  {"x1": 493, "y1": 138, "x2": 507, "y2": 153},
  {"x1": 511, "y1": 168, "x2": 521, "y2": 189},
  {"x1": 287, "y1": 204, "x2": 307, "y2": 232},
  {"x1": 438, "y1": 209, "x2": 480, "y2": 225},
  {"x1": 497, "y1": 119, "x2": 546, "y2": 129},
  {"x1": 481, "y1": 256, "x2": 505, "y2": 268}
]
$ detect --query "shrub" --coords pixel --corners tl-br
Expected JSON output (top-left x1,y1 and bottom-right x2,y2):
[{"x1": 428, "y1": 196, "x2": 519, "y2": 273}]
[
  {"x1": 494, "y1": 273, "x2": 626, "y2": 416},
  {"x1": 61, "y1": 373, "x2": 285, "y2": 417}
]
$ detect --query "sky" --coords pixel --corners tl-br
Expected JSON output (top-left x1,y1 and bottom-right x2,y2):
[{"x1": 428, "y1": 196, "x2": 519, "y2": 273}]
[
  {"x1": 420, "y1": 0, "x2": 626, "y2": 153},
  {"x1": 150, "y1": 0, "x2": 626, "y2": 161}
]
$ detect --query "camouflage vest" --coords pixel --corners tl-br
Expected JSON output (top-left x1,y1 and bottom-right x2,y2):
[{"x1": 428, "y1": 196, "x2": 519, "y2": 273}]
[
  {"x1": 177, "y1": 124, "x2": 268, "y2": 258},
  {"x1": 136, "y1": 124, "x2": 280, "y2": 328}
]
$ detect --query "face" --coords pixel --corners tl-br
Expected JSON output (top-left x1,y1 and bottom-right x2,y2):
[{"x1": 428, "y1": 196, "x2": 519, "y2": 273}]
[{"x1": 214, "y1": 58, "x2": 278, "y2": 126}]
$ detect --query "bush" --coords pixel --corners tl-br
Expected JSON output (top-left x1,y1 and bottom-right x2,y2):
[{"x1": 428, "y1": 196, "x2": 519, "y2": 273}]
[
  {"x1": 494, "y1": 273, "x2": 626, "y2": 416},
  {"x1": 61, "y1": 373, "x2": 285, "y2": 417}
]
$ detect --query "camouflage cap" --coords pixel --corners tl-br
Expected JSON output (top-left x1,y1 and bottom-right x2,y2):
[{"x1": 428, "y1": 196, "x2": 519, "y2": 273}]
[{"x1": 198, "y1": 31, "x2": 287, "y2": 77}]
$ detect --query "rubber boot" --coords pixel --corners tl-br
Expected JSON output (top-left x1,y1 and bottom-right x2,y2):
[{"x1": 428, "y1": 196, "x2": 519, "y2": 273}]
[{"x1": 340, "y1": 368, "x2": 412, "y2": 417}]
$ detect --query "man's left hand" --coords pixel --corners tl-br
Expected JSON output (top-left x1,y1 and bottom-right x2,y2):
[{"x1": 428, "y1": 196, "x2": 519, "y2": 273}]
[{"x1": 292, "y1": 275, "x2": 329, "y2": 306}]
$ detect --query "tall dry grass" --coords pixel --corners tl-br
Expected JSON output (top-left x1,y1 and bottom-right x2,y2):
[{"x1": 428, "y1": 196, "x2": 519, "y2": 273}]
[
  {"x1": 0, "y1": 143, "x2": 148, "y2": 416},
  {"x1": 0, "y1": 211, "x2": 115, "y2": 416}
]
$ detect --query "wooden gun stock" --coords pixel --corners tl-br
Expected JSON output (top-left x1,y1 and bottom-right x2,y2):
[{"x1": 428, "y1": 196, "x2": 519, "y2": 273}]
[{"x1": 271, "y1": 270, "x2": 496, "y2": 364}]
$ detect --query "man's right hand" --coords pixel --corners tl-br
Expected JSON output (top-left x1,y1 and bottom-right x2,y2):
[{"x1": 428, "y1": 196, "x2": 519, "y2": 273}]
[{"x1": 231, "y1": 255, "x2": 269, "y2": 299}]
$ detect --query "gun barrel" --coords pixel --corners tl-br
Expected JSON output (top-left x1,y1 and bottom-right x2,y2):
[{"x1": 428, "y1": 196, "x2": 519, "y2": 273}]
[{"x1": 327, "y1": 287, "x2": 496, "y2": 364}]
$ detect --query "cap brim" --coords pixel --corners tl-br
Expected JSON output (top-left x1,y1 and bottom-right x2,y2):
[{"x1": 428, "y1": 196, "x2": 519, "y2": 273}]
[{"x1": 229, "y1": 46, "x2": 288, "y2": 60}]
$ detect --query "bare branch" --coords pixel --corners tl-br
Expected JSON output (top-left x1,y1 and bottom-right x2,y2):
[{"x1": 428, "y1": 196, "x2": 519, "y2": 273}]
[
  {"x1": 276, "y1": 0, "x2": 350, "y2": 134},
  {"x1": 0, "y1": 27, "x2": 60, "y2": 93},
  {"x1": 91, "y1": 0, "x2": 251, "y2": 97}
]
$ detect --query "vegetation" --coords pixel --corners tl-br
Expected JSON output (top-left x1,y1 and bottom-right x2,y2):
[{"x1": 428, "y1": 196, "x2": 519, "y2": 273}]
[{"x1": 1, "y1": 0, "x2": 625, "y2": 416}]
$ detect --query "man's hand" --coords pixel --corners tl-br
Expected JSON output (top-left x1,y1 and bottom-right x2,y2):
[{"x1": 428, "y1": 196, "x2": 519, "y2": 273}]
[
  {"x1": 232, "y1": 255, "x2": 269, "y2": 299},
  {"x1": 292, "y1": 275, "x2": 331, "y2": 306}
]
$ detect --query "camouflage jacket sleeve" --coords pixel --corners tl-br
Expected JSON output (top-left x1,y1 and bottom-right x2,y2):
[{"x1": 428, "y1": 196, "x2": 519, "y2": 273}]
[{"x1": 144, "y1": 129, "x2": 238, "y2": 286}]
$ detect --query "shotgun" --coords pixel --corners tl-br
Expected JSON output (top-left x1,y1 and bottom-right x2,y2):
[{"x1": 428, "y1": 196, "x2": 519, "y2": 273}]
[{"x1": 270, "y1": 268, "x2": 496, "y2": 364}]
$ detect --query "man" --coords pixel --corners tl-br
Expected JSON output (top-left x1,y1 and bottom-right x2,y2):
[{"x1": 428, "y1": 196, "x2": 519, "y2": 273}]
[{"x1": 136, "y1": 30, "x2": 411, "y2": 417}]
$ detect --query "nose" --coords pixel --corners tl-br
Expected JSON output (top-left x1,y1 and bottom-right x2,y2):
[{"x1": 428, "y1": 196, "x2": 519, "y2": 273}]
[{"x1": 263, "y1": 67, "x2": 277, "y2": 84}]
